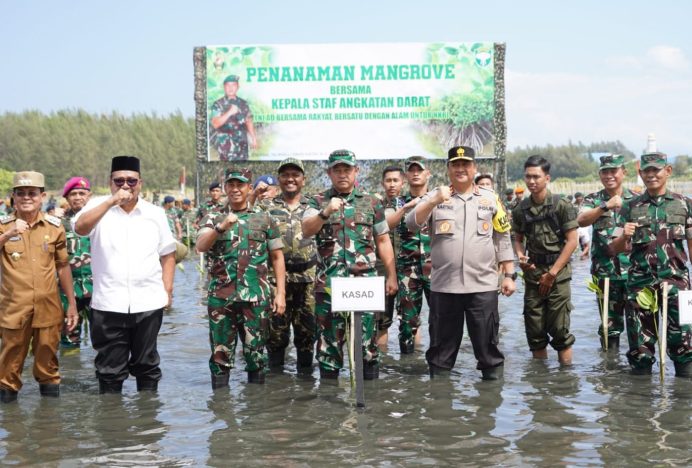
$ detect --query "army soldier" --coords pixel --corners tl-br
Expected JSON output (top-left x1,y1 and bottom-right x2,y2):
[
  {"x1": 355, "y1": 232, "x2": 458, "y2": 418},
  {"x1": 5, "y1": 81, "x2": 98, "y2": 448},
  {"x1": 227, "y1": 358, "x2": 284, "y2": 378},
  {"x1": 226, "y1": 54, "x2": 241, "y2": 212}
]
[
  {"x1": 163, "y1": 195, "x2": 182, "y2": 240},
  {"x1": 376, "y1": 165, "x2": 404, "y2": 350},
  {"x1": 303, "y1": 149, "x2": 397, "y2": 380},
  {"x1": 504, "y1": 188, "x2": 514, "y2": 207},
  {"x1": 209, "y1": 74, "x2": 258, "y2": 161},
  {"x1": 407, "y1": 146, "x2": 514, "y2": 380},
  {"x1": 180, "y1": 199, "x2": 197, "y2": 247},
  {"x1": 577, "y1": 154, "x2": 635, "y2": 350},
  {"x1": 511, "y1": 155, "x2": 578, "y2": 365},
  {"x1": 510, "y1": 186, "x2": 525, "y2": 211},
  {"x1": 196, "y1": 167, "x2": 286, "y2": 386},
  {"x1": 258, "y1": 158, "x2": 318, "y2": 370},
  {"x1": 196, "y1": 182, "x2": 225, "y2": 226},
  {"x1": 612, "y1": 152, "x2": 692, "y2": 377},
  {"x1": 59, "y1": 176, "x2": 93, "y2": 348},
  {"x1": 250, "y1": 174, "x2": 280, "y2": 206},
  {"x1": 387, "y1": 156, "x2": 431, "y2": 354},
  {"x1": 0, "y1": 171, "x2": 78, "y2": 403}
]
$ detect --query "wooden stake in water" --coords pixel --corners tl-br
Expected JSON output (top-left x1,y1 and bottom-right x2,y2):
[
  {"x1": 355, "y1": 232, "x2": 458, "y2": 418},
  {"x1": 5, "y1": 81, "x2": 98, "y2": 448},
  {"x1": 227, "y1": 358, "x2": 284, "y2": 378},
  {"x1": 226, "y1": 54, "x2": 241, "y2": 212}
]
[
  {"x1": 602, "y1": 278, "x2": 610, "y2": 351},
  {"x1": 660, "y1": 282, "x2": 668, "y2": 382}
]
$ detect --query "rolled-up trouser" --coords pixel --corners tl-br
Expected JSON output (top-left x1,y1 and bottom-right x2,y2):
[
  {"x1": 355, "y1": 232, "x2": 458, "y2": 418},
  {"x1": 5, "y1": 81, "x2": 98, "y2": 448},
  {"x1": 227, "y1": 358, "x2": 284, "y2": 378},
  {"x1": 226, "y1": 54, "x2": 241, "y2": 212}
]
[
  {"x1": 89, "y1": 308, "x2": 163, "y2": 384},
  {"x1": 0, "y1": 321, "x2": 61, "y2": 391},
  {"x1": 523, "y1": 280, "x2": 575, "y2": 351},
  {"x1": 426, "y1": 290, "x2": 504, "y2": 371}
]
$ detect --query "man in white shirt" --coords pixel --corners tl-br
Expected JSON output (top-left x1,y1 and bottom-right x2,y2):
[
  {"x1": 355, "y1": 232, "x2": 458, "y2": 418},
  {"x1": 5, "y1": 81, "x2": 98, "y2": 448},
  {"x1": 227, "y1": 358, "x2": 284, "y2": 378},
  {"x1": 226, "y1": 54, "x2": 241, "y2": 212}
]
[{"x1": 74, "y1": 156, "x2": 176, "y2": 394}]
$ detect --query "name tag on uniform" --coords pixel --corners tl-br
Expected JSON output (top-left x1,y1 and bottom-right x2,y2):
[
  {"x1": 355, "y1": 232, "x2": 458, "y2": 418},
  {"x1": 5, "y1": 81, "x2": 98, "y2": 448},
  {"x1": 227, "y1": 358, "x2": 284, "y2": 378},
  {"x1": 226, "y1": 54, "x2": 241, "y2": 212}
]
[
  {"x1": 678, "y1": 290, "x2": 692, "y2": 325},
  {"x1": 331, "y1": 276, "x2": 385, "y2": 312}
]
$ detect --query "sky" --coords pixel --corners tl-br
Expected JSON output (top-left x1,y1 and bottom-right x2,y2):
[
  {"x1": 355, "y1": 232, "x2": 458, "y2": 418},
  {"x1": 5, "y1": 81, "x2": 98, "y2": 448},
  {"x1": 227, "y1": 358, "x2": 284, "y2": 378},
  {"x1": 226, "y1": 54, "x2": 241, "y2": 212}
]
[{"x1": 1, "y1": 0, "x2": 691, "y2": 156}]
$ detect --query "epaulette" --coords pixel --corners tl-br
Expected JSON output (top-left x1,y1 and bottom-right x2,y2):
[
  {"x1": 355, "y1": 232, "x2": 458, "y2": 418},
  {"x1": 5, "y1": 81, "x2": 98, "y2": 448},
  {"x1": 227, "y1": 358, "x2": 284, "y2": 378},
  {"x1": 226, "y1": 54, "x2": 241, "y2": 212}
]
[
  {"x1": 44, "y1": 214, "x2": 62, "y2": 227},
  {"x1": 0, "y1": 214, "x2": 16, "y2": 224}
]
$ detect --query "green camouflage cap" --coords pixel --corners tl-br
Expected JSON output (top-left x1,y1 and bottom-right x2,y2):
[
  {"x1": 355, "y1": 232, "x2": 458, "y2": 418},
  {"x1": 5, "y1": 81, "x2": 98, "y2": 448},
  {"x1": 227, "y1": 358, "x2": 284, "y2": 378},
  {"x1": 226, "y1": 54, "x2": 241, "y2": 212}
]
[
  {"x1": 223, "y1": 74, "x2": 240, "y2": 84},
  {"x1": 599, "y1": 153, "x2": 624, "y2": 170},
  {"x1": 277, "y1": 157, "x2": 305, "y2": 173},
  {"x1": 328, "y1": 149, "x2": 356, "y2": 168},
  {"x1": 405, "y1": 155, "x2": 426, "y2": 170},
  {"x1": 13, "y1": 171, "x2": 45, "y2": 188},
  {"x1": 224, "y1": 167, "x2": 252, "y2": 183},
  {"x1": 640, "y1": 152, "x2": 667, "y2": 170}
]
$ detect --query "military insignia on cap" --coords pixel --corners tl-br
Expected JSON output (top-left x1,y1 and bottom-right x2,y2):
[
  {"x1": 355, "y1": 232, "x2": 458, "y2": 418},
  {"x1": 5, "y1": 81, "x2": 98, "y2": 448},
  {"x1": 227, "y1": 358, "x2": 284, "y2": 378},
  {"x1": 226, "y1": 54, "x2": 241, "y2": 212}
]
[{"x1": 457, "y1": 147, "x2": 465, "y2": 156}]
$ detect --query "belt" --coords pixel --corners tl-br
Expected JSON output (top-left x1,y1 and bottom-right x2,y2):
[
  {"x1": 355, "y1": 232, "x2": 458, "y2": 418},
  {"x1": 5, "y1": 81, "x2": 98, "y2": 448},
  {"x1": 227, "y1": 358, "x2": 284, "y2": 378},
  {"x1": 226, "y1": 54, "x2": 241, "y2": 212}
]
[
  {"x1": 285, "y1": 258, "x2": 317, "y2": 273},
  {"x1": 528, "y1": 251, "x2": 561, "y2": 266}
]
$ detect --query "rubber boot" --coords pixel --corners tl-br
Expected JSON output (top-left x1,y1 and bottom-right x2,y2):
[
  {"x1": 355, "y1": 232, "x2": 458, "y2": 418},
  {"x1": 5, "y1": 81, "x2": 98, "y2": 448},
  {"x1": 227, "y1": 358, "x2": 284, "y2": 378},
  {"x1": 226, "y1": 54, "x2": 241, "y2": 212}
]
[
  {"x1": 211, "y1": 373, "x2": 229, "y2": 389},
  {"x1": 481, "y1": 364, "x2": 504, "y2": 381},
  {"x1": 268, "y1": 351, "x2": 285, "y2": 368},
  {"x1": 674, "y1": 361, "x2": 692, "y2": 378},
  {"x1": 297, "y1": 351, "x2": 313, "y2": 368},
  {"x1": 247, "y1": 370, "x2": 266, "y2": 384},
  {"x1": 363, "y1": 362, "x2": 379, "y2": 380},
  {"x1": 428, "y1": 363, "x2": 449, "y2": 379},
  {"x1": 136, "y1": 379, "x2": 158, "y2": 392},
  {"x1": 0, "y1": 388, "x2": 18, "y2": 403},
  {"x1": 39, "y1": 383, "x2": 60, "y2": 397},
  {"x1": 630, "y1": 365, "x2": 652, "y2": 376},
  {"x1": 98, "y1": 380, "x2": 124, "y2": 394},
  {"x1": 399, "y1": 341, "x2": 414, "y2": 354},
  {"x1": 319, "y1": 367, "x2": 339, "y2": 380},
  {"x1": 600, "y1": 335, "x2": 620, "y2": 350}
]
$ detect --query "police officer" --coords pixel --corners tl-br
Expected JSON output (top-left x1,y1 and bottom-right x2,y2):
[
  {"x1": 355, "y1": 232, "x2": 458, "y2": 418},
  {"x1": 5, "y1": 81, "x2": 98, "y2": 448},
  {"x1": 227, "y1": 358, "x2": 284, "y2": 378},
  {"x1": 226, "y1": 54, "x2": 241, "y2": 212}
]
[
  {"x1": 209, "y1": 74, "x2": 258, "y2": 161},
  {"x1": 511, "y1": 155, "x2": 578, "y2": 365},
  {"x1": 0, "y1": 171, "x2": 78, "y2": 403},
  {"x1": 303, "y1": 149, "x2": 397, "y2": 380},
  {"x1": 577, "y1": 154, "x2": 635, "y2": 350},
  {"x1": 387, "y1": 156, "x2": 432, "y2": 354},
  {"x1": 59, "y1": 176, "x2": 93, "y2": 348},
  {"x1": 407, "y1": 146, "x2": 515, "y2": 380},
  {"x1": 376, "y1": 165, "x2": 404, "y2": 351},
  {"x1": 196, "y1": 167, "x2": 286, "y2": 386},
  {"x1": 612, "y1": 152, "x2": 692, "y2": 377},
  {"x1": 258, "y1": 158, "x2": 318, "y2": 370}
]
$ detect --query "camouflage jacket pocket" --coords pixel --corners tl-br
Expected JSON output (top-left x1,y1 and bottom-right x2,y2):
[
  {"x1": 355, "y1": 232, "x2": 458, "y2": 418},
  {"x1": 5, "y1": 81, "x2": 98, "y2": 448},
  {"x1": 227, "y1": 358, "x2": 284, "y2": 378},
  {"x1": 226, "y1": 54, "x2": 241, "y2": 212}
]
[{"x1": 632, "y1": 220, "x2": 654, "y2": 245}]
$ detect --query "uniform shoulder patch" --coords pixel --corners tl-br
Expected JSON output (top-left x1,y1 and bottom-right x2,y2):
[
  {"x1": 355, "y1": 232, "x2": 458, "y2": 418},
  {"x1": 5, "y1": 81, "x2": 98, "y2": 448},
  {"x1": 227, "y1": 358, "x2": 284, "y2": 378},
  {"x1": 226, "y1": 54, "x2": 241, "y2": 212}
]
[
  {"x1": 44, "y1": 214, "x2": 62, "y2": 227},
  {"x1": 0, "y1": 214, "x2": 16, "y2": 224}
]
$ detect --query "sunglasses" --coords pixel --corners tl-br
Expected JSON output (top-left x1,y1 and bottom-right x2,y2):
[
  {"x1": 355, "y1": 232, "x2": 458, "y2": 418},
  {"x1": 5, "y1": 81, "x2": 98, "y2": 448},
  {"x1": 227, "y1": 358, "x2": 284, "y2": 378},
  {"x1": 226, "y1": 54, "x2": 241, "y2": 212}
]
[
  {"x1": 14, "y1": 189, "x2": 42, "y2": 198},
  {"x1": 112, "y1": 177, "x2": 140, "y2": 187}
]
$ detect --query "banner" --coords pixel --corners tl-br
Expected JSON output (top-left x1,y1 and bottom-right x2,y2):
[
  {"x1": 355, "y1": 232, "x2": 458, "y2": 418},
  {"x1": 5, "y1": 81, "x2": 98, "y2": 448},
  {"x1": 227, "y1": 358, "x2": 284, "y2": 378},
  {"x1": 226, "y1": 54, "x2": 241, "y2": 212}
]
[{"x1": 201, "y1": 42, "x2": 498, "y2": 161}]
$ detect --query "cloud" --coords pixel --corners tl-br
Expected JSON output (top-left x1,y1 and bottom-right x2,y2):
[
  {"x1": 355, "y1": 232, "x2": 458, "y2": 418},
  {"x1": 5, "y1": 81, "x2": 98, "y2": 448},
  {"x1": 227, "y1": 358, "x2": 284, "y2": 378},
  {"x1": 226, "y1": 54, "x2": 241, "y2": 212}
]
[{"x1": 646, "y1": 45, "x2": 690, "y2": 71}]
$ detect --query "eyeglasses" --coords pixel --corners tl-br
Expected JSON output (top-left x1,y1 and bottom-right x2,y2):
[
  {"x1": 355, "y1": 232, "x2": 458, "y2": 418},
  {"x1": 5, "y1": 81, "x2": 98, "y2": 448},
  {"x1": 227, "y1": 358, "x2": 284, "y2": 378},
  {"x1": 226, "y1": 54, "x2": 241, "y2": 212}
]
[
  {"x1": 112, "y1": 177, "x2": 140, "y2": 187},
  {"x1": 14, "y1": 189, "x2": 42, "y2": 198}
]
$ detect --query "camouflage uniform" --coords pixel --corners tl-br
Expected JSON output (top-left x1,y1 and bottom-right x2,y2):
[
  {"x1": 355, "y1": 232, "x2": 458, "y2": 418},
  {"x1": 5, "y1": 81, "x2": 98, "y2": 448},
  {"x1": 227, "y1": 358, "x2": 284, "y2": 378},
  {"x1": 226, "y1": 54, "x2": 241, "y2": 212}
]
[
  {"x1": 165, "y1": 207, "x2": 179, "y2": 237},
  {"x1": 620, "y1": 190, "x2": 692, "y2": 370},
  {"x1": 395, "y1": 191, "x2": 432, "y2": 349},
  {"x1": 209, "y1": 96, "x2": 253, "y2": 161},
  {"x1": 196, "y1": 199, "x2": 224, "y2": 226},
  {"x1": 258, "y1": 194, "x2": 318, "y2": 365},
  {"x1": 581, "y1": 188, "x2": 635, "y2": 341},
  {"x1": 200, "y1": 206, "x2": 282, "y2": 375},
  {"x1": 59, "y1": 210, "x2": 92, "y2": 347},
  {"x1": 305, "y1": 187, "x2": 389, "y2": 372},
  {"x1": 180, "y1": 209, "x2": 197, "y2": 246},
  {"x1": 376, "y1": 195, "x2": 400, "y2": 332},
  {"x1": 511, "y1": 192, "x2": 579, "y2": 351}
]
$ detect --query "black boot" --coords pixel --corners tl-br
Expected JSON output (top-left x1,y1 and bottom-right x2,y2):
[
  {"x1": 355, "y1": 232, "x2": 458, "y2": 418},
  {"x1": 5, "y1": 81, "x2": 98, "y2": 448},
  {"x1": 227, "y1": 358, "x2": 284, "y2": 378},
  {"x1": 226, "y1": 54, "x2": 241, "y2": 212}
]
[
  {"x1": 39, "y1": 383, "x2": 60, "y2": 397},
  {"x1": 481, "y1": 364, "x2": 504, "y2": 381},
  {"x1": 211, "y1": 373, "x2": 229, "y2": 389},
  {"x1": 297, "y1": 351, "x2": 314, "y2": 369},
  {"x1": 268, "y1": 351, "x2": 285, "y2": 368},
  {"x1": 363, "y1": 362, "x2": 379, "y2": 380},
  {"x1": 399, "y1": 341, "x2": 414, "y2": 354},
  {"x1": 319, "y1": 367, "x2": 339, "y2": 380},
  {"x1": 674, "y1": 361, "x2": 692, "y2": 378},
  {"x1": 247, "y1": 370, "x2": 266, "y2": 384},
  {"x1": 600, "y1": 336, "x2": 620, "y2": 350},
  {"x1": 0, "y1": 388, "x2": 18, "y2": 403},
  {"x1": 428, "y1": 363, "x2": 449, "y2": 379},
  {"x1": 98, "y1": 380, "x2": 123, "y2": 394},
  {"x1": 630, "y1": 365, "x2": 653, "y2": 375},
  {"x1": 136, "y1": 379, "x2": 158, "y2": 392}
]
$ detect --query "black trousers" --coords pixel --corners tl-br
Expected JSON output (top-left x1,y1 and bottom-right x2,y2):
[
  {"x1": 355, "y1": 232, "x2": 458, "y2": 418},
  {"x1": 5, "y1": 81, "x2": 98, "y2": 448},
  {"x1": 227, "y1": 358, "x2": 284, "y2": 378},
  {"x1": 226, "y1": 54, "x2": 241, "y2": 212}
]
[
  {"x1": 426, "y1": 291, "x2": 504, "y2": 371},
  {"x1": 89, "y1": 308, "x2": 163, "y2": 384}
]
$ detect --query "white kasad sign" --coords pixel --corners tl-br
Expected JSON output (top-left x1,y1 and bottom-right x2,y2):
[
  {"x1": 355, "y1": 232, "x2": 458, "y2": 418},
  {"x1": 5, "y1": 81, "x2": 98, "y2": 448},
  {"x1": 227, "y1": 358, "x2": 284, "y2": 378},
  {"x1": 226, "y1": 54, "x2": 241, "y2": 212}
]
[
  {"x1": 330, "y1": 276, "x2": 385, "y2": 312},
  {"x1": 678, "y1": 290, "x2": 692, "y2": 325}
]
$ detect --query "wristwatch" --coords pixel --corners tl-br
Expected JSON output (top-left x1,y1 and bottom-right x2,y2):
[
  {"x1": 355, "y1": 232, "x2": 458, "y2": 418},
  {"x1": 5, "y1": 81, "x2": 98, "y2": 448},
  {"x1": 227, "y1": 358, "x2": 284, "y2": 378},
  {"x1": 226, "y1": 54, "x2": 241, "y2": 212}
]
[
  {"x1": 318, "y1": 210, "x2": 329, "y2": 221},
  {"x1": 214, "y1": 223, "x2": 226, "y2": 234},
  {"x1": 504, "y1": 272, "x2": 518, "y2": 281},
  {"x1": 598, "y1": 200, "x2": 609, "y2": 212}
]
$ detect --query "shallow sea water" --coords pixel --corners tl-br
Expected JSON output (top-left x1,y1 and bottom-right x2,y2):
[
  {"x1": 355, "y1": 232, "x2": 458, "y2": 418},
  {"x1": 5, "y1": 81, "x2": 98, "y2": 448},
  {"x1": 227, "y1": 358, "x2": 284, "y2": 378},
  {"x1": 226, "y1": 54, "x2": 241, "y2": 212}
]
[{"x1": 1, "y1": 257, "x2": 690, "y2": 466}]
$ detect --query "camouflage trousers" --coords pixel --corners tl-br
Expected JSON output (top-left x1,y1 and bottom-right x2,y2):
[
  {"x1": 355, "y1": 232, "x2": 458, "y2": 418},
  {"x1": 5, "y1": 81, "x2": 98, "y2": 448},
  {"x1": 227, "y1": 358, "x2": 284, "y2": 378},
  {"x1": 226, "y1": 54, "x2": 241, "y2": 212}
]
[
  {"x1": 315, "y1": 291, "x2": 378, "y2": 371},
  {"x1": 207, "y1": 296, "x2": 269, "y2": 374},
  {"x1": 626, "y1": 282, "x2": 692, "y2": 368},
  {"x1": 60, "y1": 294, "x2": 91, "y2": 348},
  {"x1": 267, "y1": 281, "x2": 316, "y2": 354},
  {"x1": 397, "y1": 264, "x2": 431, "y2": 348},
  {"x1": 594, "y1": 278, "x2": 626, "y2": 338}
]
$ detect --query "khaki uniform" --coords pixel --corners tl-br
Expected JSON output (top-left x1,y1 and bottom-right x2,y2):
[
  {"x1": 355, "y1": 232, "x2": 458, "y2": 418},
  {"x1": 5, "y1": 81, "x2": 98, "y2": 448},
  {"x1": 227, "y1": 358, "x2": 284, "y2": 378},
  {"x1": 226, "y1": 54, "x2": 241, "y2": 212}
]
[{"x1": 0, "y1": 213, "x2": 68, "y2": 391}]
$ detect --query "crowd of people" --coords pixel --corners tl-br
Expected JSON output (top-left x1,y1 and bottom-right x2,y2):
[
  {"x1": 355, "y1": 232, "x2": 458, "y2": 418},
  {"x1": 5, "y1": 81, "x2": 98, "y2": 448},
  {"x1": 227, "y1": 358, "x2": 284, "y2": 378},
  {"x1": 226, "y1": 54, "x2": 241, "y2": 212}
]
[{"x1": 1, "y1": 147, "x2": 690, "y2": 404}]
